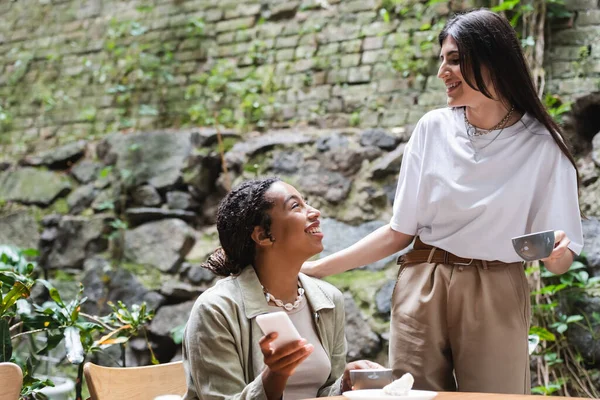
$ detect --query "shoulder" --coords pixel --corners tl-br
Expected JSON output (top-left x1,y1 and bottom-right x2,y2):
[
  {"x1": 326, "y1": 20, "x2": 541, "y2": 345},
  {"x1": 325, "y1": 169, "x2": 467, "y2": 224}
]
[
  {"x1": 190, "y1": 276, "x2": 242, "y2": 317},
  {"x1": 418, "y1": 107, "x2": 456, "y2": 127},
  {"x1": 409, "y1": 107, "x2": 456, "y2": 140}
]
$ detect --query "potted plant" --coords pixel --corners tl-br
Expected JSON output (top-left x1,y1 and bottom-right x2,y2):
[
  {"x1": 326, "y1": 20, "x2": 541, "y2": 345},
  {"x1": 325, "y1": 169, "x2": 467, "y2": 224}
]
[{"x1": 1, "y1": 245, "x2": 157, "y2": 400}]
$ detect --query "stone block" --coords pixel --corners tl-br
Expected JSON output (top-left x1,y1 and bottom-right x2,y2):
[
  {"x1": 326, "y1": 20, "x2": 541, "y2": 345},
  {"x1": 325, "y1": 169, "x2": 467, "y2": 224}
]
[
  {"x1": 376, "y1": 78, "x2": 409, "y2": 92},
  {"x1": 340, "y1": 39, "x2": 363, "y2": 53},
  {"x1": 548, "y1": 45, "x2": 588, "y2": 61},
  {"x1": 297, "y1": 85, "x2": 332, "y2": 101},
  {"x1": 551, "y1": 61, "x2": 576, "y2": 78},
  {"x1": 295, "y1": 45, "x2": 317, "y2": 59},
  {"x1": 294, "y1": 58, "x2": 316, "y2": 72},
  {"x1": 340, "y1": 53, "x2": 361, "y2": 68},
  {"x1": 362, "y1": 49, "x2": 389, "y2": 64},
  {"x1": 380, "y1": 109, "x2": 408, "y2": 127},
  {"x1": 565, "y1": 0, "x2": 597, "y2": 10},
  {"x1": 319, "y1": 24, "x2": 361, "y2": 43},
  {"x1": 318, "y1": 43, "x2": 340, "y2": 56},
  {"x1": 299, "y1": 33, "x2": 318, "y2": 46},
  {"x1": 363, "y1": 36, "x2": 385, "y2": 50},
  {"x1": 275, "y1": 35, "x2": 300, "y2": 49},
  {"x1": 224, "y1": 3, "x2": 261, "y2": 19},
  {"x1": 348, "y1": 66, "x2": 372, "y2": 83},
  {"x1": 216, "y1": 16, "x2": 255, "y2": 33},
  {"x1": 552, "y1": 27, "x2": 600, "y2": 46},
  {"x1": 417, "y1": 91, "x2": 448, "y2": 107},
  {"x1": 258, "y1": 23, "x2": 284, "y2": 38},
  {"x1": 373, "y1": 63, "x2": 400, "y2": 79},
  {"x1": 577, "y1": 9, "x2": 600, "y2": 26},
  {"x1": 339, "y1": 0, "x2": 378, "y2": 13},
  {"x1": 217, "y1": 31, "x2": 236, "y2": 44},
  {"x1": 327, "y1": 68, "x2": 349, "y2": 84},
  {"x1": 205, "y1": 8, "x2": 224, "y2": 22},
  {"x1": 276, "y1": 48, "x2": 295, "y2": 62},
  {"x1": 282, "y1": 21, "x2": 302, "y2": 36},
  {"x1": 361, "y1": 21, "x2": 398, "y2": 37}
]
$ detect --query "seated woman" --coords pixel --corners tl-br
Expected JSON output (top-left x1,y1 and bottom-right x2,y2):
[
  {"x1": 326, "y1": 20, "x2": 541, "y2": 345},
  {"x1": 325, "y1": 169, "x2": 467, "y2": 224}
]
[{"x1": 182, "y1": 177, "x2": 382, "y2": 400}]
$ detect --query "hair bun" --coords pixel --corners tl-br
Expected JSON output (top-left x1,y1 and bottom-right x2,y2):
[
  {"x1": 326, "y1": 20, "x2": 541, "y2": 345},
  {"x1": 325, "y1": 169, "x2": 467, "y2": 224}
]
[{"x1": 201, "y1": 247, "x2": 240, "y2": 276}]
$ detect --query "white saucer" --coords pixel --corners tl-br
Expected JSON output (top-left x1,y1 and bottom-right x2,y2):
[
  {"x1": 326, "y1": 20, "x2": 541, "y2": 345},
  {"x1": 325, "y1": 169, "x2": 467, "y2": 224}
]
[{"x1": 343, "y1": 389, "x2": 438, "y2": 400}]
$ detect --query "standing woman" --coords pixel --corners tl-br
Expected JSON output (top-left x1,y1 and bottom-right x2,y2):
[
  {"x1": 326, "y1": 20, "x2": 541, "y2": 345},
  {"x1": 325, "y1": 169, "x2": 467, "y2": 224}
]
[
  {"x1": 302, "y1": 9, "x2": 583, "y2": 395},
  {"x1": 182, "y1": 178, "x2": 382, "y2": 400}
]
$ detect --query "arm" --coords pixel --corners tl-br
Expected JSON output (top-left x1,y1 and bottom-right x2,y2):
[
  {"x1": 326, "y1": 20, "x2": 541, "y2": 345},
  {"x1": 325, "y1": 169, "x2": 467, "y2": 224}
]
[
  {"x1": 316, "y1": 290, "x2": 347, "y2": 397},
  {"x1": 303, "y1": 225, "x2": 414, "y2": 278},
  {"x1": 183, "y1": 302, "x2": 268, "y2": 400}
]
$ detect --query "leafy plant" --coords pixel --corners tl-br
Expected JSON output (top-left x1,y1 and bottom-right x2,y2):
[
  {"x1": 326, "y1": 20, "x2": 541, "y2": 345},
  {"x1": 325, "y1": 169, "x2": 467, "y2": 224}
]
[
  {"x1": 528, "y1": 256, "x2": 600, "y2": 398},
  {"x1": 1, "y1": 246, "x2": 156, "y2": 400}
]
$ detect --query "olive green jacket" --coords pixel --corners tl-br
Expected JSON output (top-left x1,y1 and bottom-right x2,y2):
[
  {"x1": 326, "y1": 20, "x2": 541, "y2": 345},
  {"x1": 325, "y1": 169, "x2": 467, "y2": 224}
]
[{"x1": 182, "y1": 266, "x2": 347, "y2": 400}]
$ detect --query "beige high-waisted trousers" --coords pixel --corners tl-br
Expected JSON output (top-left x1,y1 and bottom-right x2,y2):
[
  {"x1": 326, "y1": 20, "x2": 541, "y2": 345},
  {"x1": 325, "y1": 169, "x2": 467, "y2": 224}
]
[{"x1": 390, "y1": 243, "x2": 531, "y2": 394}]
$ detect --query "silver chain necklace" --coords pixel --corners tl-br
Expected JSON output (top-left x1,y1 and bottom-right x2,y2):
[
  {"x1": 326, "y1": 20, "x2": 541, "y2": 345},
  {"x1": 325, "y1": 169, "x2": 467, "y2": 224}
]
[
  {"x1": 262, "y1": 282, "x2": 305, "y2": 311},
  {"x1": 464, "y1": 106, "x2": 514, "y2": 162},
  {"x1": 464, "y1": 105, "x2": 514, "y2": 137}
]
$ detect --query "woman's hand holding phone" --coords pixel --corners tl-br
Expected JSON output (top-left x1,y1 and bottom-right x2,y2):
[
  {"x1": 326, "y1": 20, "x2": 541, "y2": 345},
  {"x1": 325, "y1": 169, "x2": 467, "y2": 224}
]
[
  {"x1": 259, "y1": 333, "x2": 313, "y2": 400},
  {"x1": 259, "y1": 333, "x2": 314, "y2": 377}
]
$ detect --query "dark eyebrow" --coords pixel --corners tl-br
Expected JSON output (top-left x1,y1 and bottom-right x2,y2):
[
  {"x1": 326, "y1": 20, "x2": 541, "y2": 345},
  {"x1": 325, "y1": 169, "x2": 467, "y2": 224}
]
[
  {"x1": 283, "y1": 194, "x2": 302, "y2": 208},
  {"x1": 440, "y1": 50, "x2": 459, "y2": 60}
]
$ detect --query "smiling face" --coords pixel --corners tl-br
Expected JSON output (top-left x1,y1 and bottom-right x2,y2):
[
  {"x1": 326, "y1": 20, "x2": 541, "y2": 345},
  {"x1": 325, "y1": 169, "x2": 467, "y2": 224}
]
[
  {"x1": 261, "y1": 181, "x2": 324, "y2": 260},
  {"x1": 437, "y1": 35, "x2": 495, "y2": 108}
]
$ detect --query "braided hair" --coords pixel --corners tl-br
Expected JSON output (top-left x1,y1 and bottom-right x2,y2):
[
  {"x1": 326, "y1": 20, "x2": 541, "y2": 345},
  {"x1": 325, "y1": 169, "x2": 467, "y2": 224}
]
[{"x1": 202, "y1": 177, "x2": 280, "y2": 276}]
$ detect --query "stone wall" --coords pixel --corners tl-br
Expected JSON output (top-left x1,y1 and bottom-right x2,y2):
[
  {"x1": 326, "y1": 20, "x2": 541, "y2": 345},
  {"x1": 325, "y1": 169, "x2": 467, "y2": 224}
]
[
  {"x1": 0, "y1": 0, "x2": 467, "y2": 161},
  {"x1": 546, "y1": 0, "x2": 600, "y2": 101}
]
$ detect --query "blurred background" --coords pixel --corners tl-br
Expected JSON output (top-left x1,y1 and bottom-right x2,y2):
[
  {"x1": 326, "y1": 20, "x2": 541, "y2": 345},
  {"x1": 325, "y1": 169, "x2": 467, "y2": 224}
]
[{"x1": 0, "y1": 0, "x2": 599, "y2": 398}]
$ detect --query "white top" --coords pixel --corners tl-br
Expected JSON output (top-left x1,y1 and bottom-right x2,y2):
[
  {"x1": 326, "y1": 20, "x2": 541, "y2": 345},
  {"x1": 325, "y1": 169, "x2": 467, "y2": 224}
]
[
  {"x1": 268, "y1": 296, "x2": 331, "y2": 400},
  {"x1": 390, "y1": 107, "x2": 583, "y2": 263}
]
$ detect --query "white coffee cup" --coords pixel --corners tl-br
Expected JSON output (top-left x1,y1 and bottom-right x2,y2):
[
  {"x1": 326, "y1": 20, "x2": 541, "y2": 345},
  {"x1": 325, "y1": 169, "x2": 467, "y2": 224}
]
[{"x1": 153, "y1": 395, "x2": 182, "y2": 400}]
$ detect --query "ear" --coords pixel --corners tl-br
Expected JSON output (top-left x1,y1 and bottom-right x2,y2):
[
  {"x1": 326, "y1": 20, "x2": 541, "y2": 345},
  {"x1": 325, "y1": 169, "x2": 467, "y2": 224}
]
[{"x1": 251, "y1": 226, "x2": 273, "y2": 247}]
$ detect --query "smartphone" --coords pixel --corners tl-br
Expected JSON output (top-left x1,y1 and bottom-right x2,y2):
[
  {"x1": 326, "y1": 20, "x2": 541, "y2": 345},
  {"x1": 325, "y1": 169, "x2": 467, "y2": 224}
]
[{"x1": 255, "y1": 311, "x2": 302, "y2": 349}]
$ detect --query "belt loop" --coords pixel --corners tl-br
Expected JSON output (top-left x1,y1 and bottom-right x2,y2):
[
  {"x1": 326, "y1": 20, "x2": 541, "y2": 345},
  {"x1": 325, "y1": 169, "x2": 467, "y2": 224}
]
[
  {"x1": 427, "y1": 247, "x2": 437, "y2": 263},
  {"x1": 482, "y1": 260, "x2": 489, "y2": 270},
  {"x1": 444, "y1": 250, "x2": 449, "y2": 265}
]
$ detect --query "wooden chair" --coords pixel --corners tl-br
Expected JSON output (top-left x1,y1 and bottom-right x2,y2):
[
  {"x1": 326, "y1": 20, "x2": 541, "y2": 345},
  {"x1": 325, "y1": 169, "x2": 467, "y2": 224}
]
[
  {"x1": 0, "y1": 362, "x2": 23, "y2": 400},
  {"x1": 84, "y1": 361, "x2": 186, "y2": 400}
]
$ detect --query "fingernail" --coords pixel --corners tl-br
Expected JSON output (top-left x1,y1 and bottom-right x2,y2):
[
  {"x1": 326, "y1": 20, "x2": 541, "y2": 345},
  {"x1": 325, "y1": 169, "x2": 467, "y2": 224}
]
[
  {"x1": 299, "y1": 339, "x2": 307, "y2": 345},
  {"x1": 305, "y1": 344, "x2": 314, "y2": 352}
]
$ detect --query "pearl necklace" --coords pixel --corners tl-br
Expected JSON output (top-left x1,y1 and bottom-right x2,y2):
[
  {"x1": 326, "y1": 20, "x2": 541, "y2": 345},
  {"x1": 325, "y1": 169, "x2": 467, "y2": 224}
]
[{"x1": 261, "y1": 282, "x2": 305, "y2": 311}]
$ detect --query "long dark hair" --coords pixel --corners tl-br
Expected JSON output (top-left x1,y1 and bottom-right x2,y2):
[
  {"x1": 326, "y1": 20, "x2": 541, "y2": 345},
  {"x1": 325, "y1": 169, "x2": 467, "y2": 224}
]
[
  {"x1": 202, "y1": 177, "x2": 280, "y2": 276},
  {"x1": 439, "y1": 9, "x2": 579, "y2": 180}
]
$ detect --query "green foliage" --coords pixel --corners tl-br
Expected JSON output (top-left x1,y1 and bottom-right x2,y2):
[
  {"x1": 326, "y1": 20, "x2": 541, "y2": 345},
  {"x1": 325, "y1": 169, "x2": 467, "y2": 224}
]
[
  {"x1": 379, "y1": 0, "x2": 444, "y2": 82},
  {"x1": 0, "y1": 104, "x2": 13, "y2": 131},
  {"x1": 350, "y1": 111, "x2": 361, "y2": 127},
  {"x1": 185, "y1": 59, "x2": 278, "y2": 131},
  {"x1": 543, "y1": 93, "x2": 571, "y2": 124},
  {"x1": 491, "y1": 0, "x2": 571, "y2": 28},
  {"x1": 528, "y1": 256, "x2": 600, "y2": 397},
  {"x1": 0, "y1": 246, "x2": 156, "y2": 399}
]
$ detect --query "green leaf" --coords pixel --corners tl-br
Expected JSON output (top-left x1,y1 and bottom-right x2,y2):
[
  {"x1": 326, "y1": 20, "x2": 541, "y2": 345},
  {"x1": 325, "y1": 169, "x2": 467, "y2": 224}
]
[
  {"x1": 20, "y1": 248, "x2": 39, "y2": 258},
  {"x1": 491, "y1": 0, "x2": 519, "y2": 11},
  {"x1": 0, "y1": 319, "x2": 11, "y2": 362},
  {"x1": 0, "y1": 281, "x2": 30, "y2": 315},
  {"x1": 570, "y1": 261, "x2": 586, "y2": 270},
  {"x1": 170, "y1": 324, "x2": 186, "y2": 345},
  {"x1": 529, "y1": 326, "x2": 556, "y2": 341},
  {"x1": 566, "y1": 315, "x2": 584, "y2": 324},
  {"x1": 37, "y1": 279, "x2": 65, "y2": 307}
]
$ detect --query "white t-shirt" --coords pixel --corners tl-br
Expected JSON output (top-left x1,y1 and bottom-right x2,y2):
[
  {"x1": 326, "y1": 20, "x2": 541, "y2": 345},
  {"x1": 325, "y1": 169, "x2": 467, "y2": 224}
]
[{"x1": 390, "y1": 107, "x2": 584, "y2": 263}]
